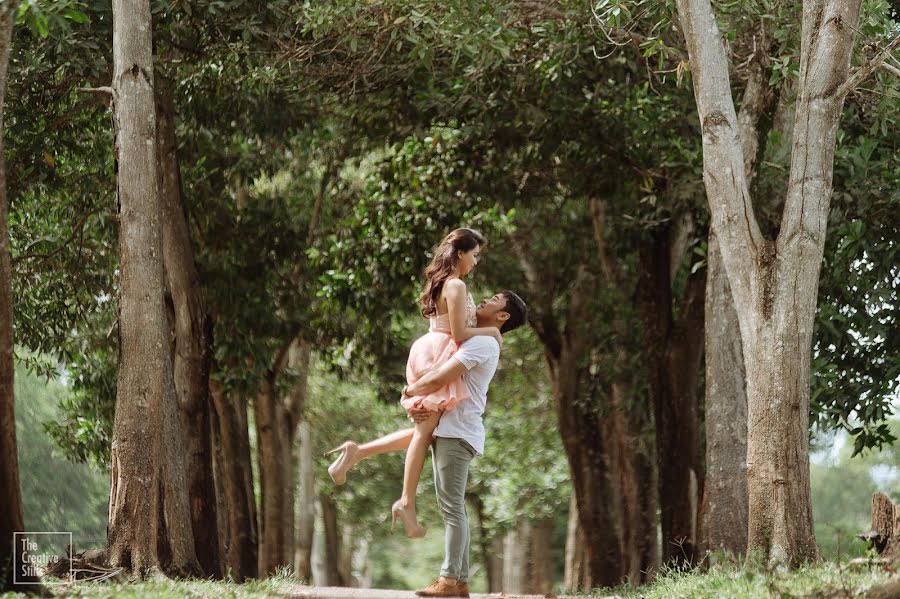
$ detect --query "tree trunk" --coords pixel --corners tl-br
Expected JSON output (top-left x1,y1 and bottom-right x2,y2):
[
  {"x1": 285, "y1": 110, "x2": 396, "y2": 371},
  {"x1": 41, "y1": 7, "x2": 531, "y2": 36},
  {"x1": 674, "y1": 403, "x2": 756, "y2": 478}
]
[
  {"x1": 156, "y1": 76, "x2": 219, "y2": 578},
  {"x1": 295, "y1": 420, "x2": 316, "y2": 582},
  {"x1": 255, "y1": 379, "x2": 288, "y2": 576},
  {"x1": 637, "y1": 227, "x2": 706, "y2": 567},
  {"x1": 0, "y1": 3, "x2": 41, "y2": 592},
  {"x1": 529, "y1": 517, "x2": 553, "y2": 595},
  {"x1": 470, "y1": 493, "x2": 503, "y2": 593},
  {"x1": 502, "y1": 524, "x2": 526, "y2": 594},
  {"x1": 282, "y1": 342, "x2": 310, "y2": 570},
  {"x1": 700, "y1": 235, "x2": 748, "y2": 559},
  {"x1": 676, "y1": 0, "x2": 868, "y2": 567},
  {"x1": 210, "y1": 394, "x2": 230, "y2": 574},
  {"x1": 210, "y1": 383, "x2": 258, "y2": 581},
  {"x1": 320, "y1": 494, "x2": 348, "y2": 586},
  {"x1": 106, "y1": 0, "x2": 167, "y2": 577},
  {"x1": 601, "y1": 379, "x2": 656, "y2": 584},
  {"x1": 156, "y1": 365, "x2": 202, "y2": 577},
  {"x1": 563, "y1": 494, "x2": 590, "y2": 591},
  {"x1": 551, "y1": 344, "x2": 624, "y2": 586}
]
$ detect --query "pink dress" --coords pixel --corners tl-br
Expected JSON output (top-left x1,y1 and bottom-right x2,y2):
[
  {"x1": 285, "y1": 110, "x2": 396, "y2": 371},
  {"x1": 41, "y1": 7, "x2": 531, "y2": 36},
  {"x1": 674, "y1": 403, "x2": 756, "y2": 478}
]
[{"x1": 400, "y1": 293, "x2": 477, "y2": 412}]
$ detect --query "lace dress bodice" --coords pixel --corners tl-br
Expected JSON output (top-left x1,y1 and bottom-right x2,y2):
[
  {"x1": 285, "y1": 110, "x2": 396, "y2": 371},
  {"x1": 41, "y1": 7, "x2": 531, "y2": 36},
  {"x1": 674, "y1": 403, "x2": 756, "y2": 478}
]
[{"x1": 429, "y1": 292, "x2": 477, "y2": 332}]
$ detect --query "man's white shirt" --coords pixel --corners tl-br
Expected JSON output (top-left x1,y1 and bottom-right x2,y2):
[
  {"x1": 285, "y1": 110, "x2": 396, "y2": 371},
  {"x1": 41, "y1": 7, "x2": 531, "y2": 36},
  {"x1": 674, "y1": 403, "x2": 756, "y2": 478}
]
[{"x1": 433, "y1": 335, "x2": 500, "y2": 455}]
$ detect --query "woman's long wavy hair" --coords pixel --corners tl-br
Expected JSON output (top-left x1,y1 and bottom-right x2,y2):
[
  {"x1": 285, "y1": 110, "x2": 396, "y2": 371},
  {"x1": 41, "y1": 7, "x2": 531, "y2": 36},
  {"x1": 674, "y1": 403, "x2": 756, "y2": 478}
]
[{"x1": 418, "y1": 228, "x2": 487, "y2": 318}]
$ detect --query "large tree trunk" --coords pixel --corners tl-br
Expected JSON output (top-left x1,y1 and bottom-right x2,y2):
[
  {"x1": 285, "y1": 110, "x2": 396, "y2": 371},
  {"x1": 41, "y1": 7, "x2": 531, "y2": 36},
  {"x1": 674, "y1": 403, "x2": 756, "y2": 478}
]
[
  {"x1": 255, "y1": 378, "x2": 288, "y2": 576},
  {"x1": 156, "y1": 77, "x2": 220, "y2": 577},
  {"x1": 295, "y1": 420, "x2": 316, "y2": 582},
  {"x1": 106, "y1": 0, "x2": 167, "y2": 577},
  {"x1": 0, "y1": 2, "x2": 41, "y2": 592},
  {"x1": 675, "y1": 0, "x2": 872, "y2": 566},
  {"x1": 700, "y1": 236, "x2": 748, "y2": 558},
  {"x1": 550, "y1": 345, "x2": 623, "y2": 587},
  {"x1": 637, "y1": 227, "x2": 706, "y2": 567},
  {"x1": 210, "y1": 383, "x2": 258, "y2": 581}
]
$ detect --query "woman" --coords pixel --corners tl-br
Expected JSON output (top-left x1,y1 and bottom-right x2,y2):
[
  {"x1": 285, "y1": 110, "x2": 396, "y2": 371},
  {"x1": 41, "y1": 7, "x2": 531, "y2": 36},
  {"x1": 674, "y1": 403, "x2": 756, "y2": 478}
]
[{"x1": 324, "y1": 228, "x2": 501, "y2": 538}]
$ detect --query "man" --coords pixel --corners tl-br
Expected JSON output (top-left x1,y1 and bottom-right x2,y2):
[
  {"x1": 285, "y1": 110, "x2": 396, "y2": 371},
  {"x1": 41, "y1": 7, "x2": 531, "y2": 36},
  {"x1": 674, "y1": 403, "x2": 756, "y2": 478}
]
[{"x1": 402, "y1": 290, "x2": 528, "y2": 598}]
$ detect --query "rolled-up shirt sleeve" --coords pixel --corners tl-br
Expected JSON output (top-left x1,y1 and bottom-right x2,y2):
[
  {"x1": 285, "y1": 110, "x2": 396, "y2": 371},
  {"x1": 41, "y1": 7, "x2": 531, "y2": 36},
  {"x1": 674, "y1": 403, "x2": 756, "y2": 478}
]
[{"x1": 452, "y1": 336, "x2": 499, "y2": 370}]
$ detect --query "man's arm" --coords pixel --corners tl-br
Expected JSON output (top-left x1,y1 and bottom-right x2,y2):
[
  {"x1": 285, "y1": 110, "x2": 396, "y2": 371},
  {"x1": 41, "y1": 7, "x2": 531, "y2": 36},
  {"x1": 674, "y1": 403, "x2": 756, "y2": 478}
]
[{"x1": 404, "y1": 357, "x2": 468, "y2": 398}]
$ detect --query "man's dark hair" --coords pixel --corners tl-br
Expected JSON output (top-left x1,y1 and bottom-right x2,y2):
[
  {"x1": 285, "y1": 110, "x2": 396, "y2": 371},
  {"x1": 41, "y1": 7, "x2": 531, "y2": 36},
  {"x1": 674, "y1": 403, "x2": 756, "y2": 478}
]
[{"x1": 499, "y1": 290, "x2": 528, "y2": 334}]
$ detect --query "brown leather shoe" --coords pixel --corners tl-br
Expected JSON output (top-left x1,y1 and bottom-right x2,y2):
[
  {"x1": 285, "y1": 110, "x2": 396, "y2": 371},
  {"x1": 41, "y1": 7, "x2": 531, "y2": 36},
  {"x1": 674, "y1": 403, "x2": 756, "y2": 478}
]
[
  {"x1": 456, "y1": 581, "x2": 469, "y2": 598},
  {"x1": 415, "y1": 578, "x2": 464, "y2": 597}
]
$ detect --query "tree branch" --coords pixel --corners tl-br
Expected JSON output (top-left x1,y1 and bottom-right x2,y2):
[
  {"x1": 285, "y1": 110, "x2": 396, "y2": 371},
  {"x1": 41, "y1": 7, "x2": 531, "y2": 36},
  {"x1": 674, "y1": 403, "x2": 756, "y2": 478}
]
[
  {"x1": 880, "y1": 61, "x2": 900, "y2": 79},
  {"x1": 778, "y1": 0, "x2": 863, "y2": 252},
  {"x1": 674, "y1": 0, "x2": 764, "y2": 308},
  {"x1": 837, "y1": 35, "x2": 900, "y2": 99}
]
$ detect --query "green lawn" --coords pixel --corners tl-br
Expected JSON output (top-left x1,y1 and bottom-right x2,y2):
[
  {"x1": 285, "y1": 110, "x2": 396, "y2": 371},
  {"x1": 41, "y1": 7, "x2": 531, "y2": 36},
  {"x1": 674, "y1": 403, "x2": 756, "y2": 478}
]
[{"x1": 1, "y1": 562, "x2": 897, "y2": 598}]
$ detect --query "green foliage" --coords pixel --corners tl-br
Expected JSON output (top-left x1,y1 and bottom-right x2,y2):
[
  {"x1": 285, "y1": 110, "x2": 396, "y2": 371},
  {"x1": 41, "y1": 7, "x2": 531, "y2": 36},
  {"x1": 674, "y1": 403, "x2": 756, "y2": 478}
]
[
  {"x1": 13, "y1": 364, "x2": 109, "y2": 550},
  {"x1": 810, "y1": 421, "x2": 900, "y2": 559}
]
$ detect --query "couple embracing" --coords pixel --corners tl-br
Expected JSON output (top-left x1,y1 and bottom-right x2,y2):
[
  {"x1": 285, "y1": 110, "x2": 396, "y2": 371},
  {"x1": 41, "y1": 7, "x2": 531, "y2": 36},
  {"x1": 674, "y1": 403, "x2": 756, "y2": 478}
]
[{"x1": 325, "y1": 228, "x2": 528, "y2": 598}]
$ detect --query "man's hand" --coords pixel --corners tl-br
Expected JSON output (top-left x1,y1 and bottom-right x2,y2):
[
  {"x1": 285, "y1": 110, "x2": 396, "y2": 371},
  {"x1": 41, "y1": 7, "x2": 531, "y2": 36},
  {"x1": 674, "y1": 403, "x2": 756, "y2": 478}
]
[{"x1": 406, "y1": 402, "x2": 431, "y2": 423}]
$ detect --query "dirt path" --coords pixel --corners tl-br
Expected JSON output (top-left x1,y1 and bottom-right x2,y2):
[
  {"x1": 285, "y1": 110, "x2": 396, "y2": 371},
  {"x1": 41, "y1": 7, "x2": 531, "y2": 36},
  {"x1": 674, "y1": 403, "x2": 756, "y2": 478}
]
[{"x1": 280, "y1": 585, "x2": 621, "y2": 599}]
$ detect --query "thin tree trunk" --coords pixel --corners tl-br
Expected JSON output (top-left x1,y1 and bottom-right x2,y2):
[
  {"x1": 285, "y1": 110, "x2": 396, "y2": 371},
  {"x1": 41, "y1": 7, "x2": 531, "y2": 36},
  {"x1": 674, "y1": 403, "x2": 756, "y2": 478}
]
[
  {"x1": 502, "y1": 525, "x2": 525, "y2": 594},
  {"x1": 0, "y1": 2, "x2": 41, "y2": 592},
  {"x1": 295, "y1": 421, "x2": 316, "y2": 582},
  {"x1": 320, "y1": 494, "x2": 348, "y2": 586},
  {"x1": 210, "y1": 394, "x2": 230, "y2": 575},
  {"x1": 700, "y1": 235, "x2": 748, "y2": 558},
  {"x1": 255, "y1": 379, "x2": 287, "y2": 576},
  {"x1": 282, "y1": 342, "x2": 310, "y2": 569},
  {"x1": 637, "y1": 228, "x2": 706, "y2": 567},
  {"x1": 106, "y1": 0, "x2": 166, "y2": 577},
  {"x1": 156, "y1": 76, "x2": 219, "y2": 578},
  {"x1": 210, "y1": 383, "x2": 258, "y2": 581}
]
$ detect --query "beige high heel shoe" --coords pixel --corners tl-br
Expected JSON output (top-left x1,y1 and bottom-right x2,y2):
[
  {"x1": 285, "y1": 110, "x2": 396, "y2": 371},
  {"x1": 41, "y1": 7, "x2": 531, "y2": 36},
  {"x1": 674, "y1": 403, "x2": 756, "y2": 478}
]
[
  {"x1": 324, "y1": 441, "x2": 358, "y2": 485},
  {"x1": 391, "y1": 499, "x2": 426, "y2": 539}
]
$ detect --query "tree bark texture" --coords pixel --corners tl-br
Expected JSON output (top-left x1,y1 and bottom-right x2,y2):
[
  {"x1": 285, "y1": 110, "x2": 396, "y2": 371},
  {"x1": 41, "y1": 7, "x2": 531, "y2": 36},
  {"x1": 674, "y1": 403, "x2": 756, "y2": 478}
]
[
  {"x1": 210, "y1": 382, "x2": 258, "y2": 581},
  {"x1": 156, "y1": 77, "x2": 220, "y2": 577},
  {"x1": 700, "y1": 235, "x2": 748, "y2": 558},
  {"x1": 106, "y1": 0, "x2": 168, "y2": 576},
  {"x1": 255, "y1": 378, "x2": 288, "y2": 576},
  {"x1": 637, "y1": 227, "x2": 706, "y2": 567},
  {"x1": 676, "y1": 0, "x2": 866, "y2": 565}
]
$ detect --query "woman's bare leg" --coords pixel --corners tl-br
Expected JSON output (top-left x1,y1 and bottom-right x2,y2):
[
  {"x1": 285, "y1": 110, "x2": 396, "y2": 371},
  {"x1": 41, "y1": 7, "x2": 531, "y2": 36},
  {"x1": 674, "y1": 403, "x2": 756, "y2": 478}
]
[
  {"x1": 355, "y1": 428, "x2": 415, "y2": 462},
  {"x1": 398, "y1": 411, "x2": 441, "y2": 513}
]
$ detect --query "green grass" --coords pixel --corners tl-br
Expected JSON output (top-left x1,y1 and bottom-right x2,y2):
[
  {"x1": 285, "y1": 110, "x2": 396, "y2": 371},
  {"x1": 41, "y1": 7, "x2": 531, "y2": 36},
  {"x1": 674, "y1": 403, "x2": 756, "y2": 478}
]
[
  {"x1": 1, "y1": 571, "x2": 296, "y2": 599},
  {"x1": 597, "y1": 560, "x2": 896, "y2": 599},
  {"x1": 1, "y1": 561, "x2": 896, "y2": 598}
]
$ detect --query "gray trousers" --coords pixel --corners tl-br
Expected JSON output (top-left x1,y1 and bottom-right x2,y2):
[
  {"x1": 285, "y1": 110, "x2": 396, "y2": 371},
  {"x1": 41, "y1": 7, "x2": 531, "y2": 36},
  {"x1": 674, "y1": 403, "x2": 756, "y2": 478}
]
[{"x1": 432, "y1": 437, "x2": 476, "y2": 582}]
